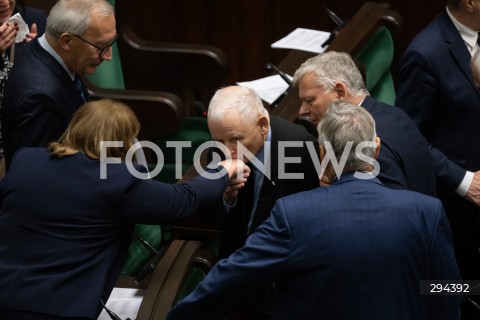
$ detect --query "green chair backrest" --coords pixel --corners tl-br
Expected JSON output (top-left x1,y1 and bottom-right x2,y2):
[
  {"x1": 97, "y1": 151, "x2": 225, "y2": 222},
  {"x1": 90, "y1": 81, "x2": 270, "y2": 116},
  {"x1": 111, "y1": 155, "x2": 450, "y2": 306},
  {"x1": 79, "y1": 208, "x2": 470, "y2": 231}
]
[{"x1": 355, "y1": 25, "x2": 396, "y2": 105}]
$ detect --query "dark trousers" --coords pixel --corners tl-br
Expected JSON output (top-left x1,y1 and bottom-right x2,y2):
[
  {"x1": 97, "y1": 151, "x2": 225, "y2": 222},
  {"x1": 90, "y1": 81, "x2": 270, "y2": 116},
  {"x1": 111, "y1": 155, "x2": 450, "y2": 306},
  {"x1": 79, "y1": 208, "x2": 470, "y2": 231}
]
[{"x1": 440, "y1": 191, "x2": 480, "y2": 320}]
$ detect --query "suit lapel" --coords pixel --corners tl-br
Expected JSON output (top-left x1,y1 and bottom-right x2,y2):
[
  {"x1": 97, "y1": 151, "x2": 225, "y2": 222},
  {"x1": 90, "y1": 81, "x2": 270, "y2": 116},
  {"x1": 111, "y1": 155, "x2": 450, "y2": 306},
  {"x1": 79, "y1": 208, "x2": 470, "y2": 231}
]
[
  {"x1": 438, "y1": 11, "x2": 480, "y2": 98},
  {"x1": 31, "y1": 39, "x2": 89, "y2": 106}
]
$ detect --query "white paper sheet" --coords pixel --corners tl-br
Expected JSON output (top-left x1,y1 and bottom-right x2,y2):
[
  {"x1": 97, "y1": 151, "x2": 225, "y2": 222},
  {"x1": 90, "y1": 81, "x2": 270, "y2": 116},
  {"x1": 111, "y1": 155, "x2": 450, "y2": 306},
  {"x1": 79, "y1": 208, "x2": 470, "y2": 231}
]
[
  {"x1": 271, "y1": 27, "x2": 331, "y2": 53},
  {"x1": 6, "y1": 13, "x2": 30, "y2": 43},
  {"x1": 237, "y1": 74, "x2": 292, "y2": 105},
  {"x1": 97, "y1": 287, "x2": 145, "y2": 320}
]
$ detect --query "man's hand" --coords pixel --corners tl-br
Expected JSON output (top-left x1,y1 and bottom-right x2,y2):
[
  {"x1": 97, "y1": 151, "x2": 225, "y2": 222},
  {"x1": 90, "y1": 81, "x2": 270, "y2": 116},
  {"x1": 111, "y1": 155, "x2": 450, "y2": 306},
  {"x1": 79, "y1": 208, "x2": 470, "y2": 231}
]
[
  {"x1": 218, "y1": 159, "x2": 250, "y2": 204},
  {"x1": 465, "y1": 171, "x2": 480, "y2": 207},
  {"x1": 23, "y1": 23, "x2": 37, "y2": 42}
]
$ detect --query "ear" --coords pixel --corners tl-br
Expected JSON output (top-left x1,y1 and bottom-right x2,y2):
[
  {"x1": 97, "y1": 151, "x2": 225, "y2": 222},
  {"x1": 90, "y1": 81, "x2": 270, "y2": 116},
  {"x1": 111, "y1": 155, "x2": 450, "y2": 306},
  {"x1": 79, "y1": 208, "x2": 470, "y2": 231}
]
[
  {"x1": 334, "y1": 82, "x2": 347, "y2": 99},
  {"x1": 374, "y1": 136, "x2": 381, "y2": 160},
  {"x1": 464, "y1": 0, "x2": 476, "y2": 12},
  {"x1": 257, "y1": 115, "x2": 269, "y2": 136},
  {"x1": 59, "y1": 32, "x2": 73, "y2": 52}
]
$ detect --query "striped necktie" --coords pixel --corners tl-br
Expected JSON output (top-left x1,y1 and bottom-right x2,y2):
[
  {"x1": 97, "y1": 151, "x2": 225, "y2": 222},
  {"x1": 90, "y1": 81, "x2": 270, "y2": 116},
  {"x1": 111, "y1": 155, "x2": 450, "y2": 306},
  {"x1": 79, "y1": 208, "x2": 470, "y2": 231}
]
[{"x1": 74, "y1": 75, "x2": 85, "y2": 102}]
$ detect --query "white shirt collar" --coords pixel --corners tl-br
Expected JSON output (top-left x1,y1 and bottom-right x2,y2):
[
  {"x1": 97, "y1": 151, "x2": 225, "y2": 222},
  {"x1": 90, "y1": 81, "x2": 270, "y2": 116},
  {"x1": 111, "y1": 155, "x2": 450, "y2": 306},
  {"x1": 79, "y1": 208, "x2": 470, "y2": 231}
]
[{"x1": 446, "y1": 7, "x2": 478, "y2": 55}]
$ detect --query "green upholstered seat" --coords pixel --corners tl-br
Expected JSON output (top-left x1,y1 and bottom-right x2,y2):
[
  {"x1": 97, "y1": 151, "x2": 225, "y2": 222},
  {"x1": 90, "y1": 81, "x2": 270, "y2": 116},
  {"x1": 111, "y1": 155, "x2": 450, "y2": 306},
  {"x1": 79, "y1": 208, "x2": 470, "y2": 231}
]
[
  {"x1": 355, "y1": 26, "x2": 396, "y2": 105},
  {"x1": 121, "y1": 225, "x2": 166, "y2": 276}
]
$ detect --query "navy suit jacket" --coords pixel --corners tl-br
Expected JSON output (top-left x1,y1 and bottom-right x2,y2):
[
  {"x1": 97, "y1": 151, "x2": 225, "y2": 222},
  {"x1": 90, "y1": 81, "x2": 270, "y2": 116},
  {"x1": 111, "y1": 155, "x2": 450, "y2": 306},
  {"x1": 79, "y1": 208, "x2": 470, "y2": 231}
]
[
  {"x1": 212, "y1": 116, "x2": 320, "y2": 258},
  {"x1": 396, "y1": 10, "x2": 480, "y2": 192},
  {"x1": 0, "y1": 148, "x2": 228, "y2": 319},
  {"x1": 362, "y1": 96, "x2": 437, "y2": 196},
  {"x1": 1, "y1": 38, "x2": 89, "y2": 168},
  {"x1": 167, "y1": 173, "x2": 461, "y2": 320}
]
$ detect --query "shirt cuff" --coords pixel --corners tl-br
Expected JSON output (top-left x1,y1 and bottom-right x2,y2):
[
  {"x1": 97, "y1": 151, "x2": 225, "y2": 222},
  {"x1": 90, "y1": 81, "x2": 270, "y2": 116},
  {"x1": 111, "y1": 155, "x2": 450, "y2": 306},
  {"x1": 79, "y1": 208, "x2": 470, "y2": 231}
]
[{"x1": 455, "y1": 171, "x2": 474, "y2": 197}]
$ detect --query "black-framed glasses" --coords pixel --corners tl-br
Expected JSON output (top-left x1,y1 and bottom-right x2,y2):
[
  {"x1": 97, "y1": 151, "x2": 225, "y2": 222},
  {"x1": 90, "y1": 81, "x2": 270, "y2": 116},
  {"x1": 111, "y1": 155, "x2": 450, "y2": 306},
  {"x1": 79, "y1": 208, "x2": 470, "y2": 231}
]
[{"x1": 73, "y1": 34, "x2": 119, "y2": 58}]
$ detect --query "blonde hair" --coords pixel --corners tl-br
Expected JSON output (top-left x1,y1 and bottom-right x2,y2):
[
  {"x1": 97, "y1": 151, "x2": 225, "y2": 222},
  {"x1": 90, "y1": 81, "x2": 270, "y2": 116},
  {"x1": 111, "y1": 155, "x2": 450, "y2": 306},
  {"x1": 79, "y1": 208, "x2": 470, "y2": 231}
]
[{"x1": 49, "y1": 99, "x2": 140, "y2": 160}]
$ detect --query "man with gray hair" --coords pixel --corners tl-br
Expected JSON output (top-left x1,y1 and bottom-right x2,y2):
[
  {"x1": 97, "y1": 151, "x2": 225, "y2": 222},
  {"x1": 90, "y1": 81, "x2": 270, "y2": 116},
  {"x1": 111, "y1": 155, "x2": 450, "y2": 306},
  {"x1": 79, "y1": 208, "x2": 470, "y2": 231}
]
[
  {"x1": 293, "y1": 51, "x2": 437, "y2": 197},
  {"x1": 167, "y1": 100, "x2": 461, "y2": 320},
  {"x1": 1, "y1": 0, "x2": 117, "y2": 169}
]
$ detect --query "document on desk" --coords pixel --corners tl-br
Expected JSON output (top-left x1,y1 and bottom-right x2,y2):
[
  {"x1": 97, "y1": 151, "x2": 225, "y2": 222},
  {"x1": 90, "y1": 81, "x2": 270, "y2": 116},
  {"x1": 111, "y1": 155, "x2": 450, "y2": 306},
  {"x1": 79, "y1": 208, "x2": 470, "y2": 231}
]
[
  {"x1": 97, "y1": 287, "x2": 145, "y2": 320},
  {"x1": 271, "y1": 27, "x2": 331, "y2": 53},
  {"x1": 237, "y1": 74, "x2": 292, "y2": 105}
]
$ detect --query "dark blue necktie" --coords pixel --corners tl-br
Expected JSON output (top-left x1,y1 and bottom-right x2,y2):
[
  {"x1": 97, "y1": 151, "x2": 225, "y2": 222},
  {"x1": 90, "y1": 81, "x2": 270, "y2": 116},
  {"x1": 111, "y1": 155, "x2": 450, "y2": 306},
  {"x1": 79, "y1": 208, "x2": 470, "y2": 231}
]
[{"x1": 74, "y1": 75, "x2": 85, "y2": 102}]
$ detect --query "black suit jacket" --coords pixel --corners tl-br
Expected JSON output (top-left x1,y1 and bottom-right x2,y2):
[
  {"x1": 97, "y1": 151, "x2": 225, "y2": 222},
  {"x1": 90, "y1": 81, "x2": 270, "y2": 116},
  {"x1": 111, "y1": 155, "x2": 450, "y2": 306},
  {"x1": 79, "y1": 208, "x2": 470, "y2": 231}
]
[
  {"x1": 216, "y1": 116, "x2": 320, "y2": 258},
  {"x1": 362, "y1": 96, "x2": 437, "y2": 197},
  {"x1": 1, "y1": 38, "x2": 89, "y2": 168},
  {"x1": 396, "y1": 10, "x2": 480, "y2": 192}
]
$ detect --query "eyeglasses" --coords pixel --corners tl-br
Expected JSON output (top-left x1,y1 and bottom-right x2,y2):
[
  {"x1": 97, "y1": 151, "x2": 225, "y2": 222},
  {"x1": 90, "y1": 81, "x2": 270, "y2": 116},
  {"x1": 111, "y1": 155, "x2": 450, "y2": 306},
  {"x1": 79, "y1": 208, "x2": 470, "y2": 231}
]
[{"x1": 73, "y1": 34, "x2": 119, "y2": 58}]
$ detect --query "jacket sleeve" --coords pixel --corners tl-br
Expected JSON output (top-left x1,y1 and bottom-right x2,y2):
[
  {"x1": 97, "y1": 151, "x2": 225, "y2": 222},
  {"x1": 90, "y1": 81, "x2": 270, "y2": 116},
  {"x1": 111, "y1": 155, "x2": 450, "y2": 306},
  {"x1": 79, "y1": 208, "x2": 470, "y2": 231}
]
[
  {"x1": 121, "y1": 167, "x2": 228, "y2": 224},
  {"x1": 166, "y1": 199, "x2": 291, "y2": 320}
]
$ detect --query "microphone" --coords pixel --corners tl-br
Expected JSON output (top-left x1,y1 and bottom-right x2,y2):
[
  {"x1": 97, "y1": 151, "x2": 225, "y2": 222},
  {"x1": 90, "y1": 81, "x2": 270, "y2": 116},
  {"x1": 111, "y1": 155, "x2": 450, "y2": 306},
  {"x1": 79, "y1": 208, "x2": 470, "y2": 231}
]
[
  {"x1": 193, "y1": 101, "x2": 207, "y2": 118},
  {"x1": 321, "y1": 8, "x2": 346, "y2": 48},
  {"x1": 325, "y1": 8, "x2": 345, "y2": 28},
  {"x1": 134, "y1": 237, "x2": 167, "y2": 284},
  {"x1": 265, "y1": 63, "x2": 292, "y2": 86}
]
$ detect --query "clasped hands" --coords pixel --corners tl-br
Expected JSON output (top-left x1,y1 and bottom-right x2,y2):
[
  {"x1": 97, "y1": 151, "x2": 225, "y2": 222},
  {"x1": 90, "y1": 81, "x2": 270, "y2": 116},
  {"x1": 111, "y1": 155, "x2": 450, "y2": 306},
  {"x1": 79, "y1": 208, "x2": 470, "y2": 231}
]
[{"x1": 218, "y1": 159, "x2": 251, "y2": 205}]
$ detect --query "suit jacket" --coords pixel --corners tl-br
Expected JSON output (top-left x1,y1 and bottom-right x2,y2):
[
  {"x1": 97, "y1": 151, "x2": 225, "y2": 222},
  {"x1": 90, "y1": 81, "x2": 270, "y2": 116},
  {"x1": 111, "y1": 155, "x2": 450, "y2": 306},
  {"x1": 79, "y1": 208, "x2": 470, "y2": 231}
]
[
  {"x1": 361, "y1": 96, "x2": 437, "y2": 196},
  {"x1": 0, "y1": 147, "x2": 228, "y2": 319},
  {"x1": 395, "y1": 10, "x2": 480, "y2": 192},
  {"x1": 1, "y1": 38, "x2": 89, "y2": 168},
  {"x1": 215, "y1": 116, "x2": 320, "y2": 258},
  {"x1": 167, "y1": 173, "x2": 461, "y2": 320}
]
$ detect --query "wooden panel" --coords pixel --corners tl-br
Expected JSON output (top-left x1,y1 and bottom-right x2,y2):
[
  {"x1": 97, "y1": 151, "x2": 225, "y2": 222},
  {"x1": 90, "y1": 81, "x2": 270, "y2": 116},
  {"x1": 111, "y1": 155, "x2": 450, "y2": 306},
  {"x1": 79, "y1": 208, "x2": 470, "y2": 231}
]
[{"x1": 24, "y1": 0, "x2": 445, "y2": 99}]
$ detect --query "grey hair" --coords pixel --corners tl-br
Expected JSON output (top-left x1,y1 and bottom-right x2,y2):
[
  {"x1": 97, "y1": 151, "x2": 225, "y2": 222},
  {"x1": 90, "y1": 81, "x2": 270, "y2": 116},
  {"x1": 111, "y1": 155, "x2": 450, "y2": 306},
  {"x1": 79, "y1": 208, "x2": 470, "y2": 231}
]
[
  {"x1": 317, "y1": 100, "x2": 376, "y2": 171},
  {"x1": 207, "y1": 86, "x2": 269, "y2": 125},
  {"x1": 46, "y1": 0, "x2": 114, "y2": 39},
  {"x1": 292, "y1": 51, "x2": 369, "y2": 98}
]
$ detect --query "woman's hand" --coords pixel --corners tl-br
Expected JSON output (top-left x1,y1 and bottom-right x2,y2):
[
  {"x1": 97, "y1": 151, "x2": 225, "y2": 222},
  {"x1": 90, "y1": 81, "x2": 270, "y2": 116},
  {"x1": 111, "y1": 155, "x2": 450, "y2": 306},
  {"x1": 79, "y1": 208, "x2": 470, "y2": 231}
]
[{"x1": 0, "y1": 22, "x2": 17, "y2": 52}]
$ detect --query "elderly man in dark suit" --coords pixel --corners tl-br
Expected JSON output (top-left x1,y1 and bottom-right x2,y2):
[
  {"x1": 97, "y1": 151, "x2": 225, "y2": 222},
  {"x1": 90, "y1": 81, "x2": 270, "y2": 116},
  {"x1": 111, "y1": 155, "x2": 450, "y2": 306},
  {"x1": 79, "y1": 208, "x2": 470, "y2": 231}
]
[
  {"x1": 188, "y1": 85, "x2": 319, "y2": 320},
  {"x1": 1, "y1": 0, "x2": 117, "y2": 169},
  {"x1": 292, "y1": 51, "x2": 437, "y2": 197},
  {"x1": 203, "y1": 85, "x2": 320, "y2": 260},
  {"x1": 167, "y1": 100, "x2": 462, "y2": 320},
  {"x1": 396, "y1": 1, "x2": 480, "y2": 318}
]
